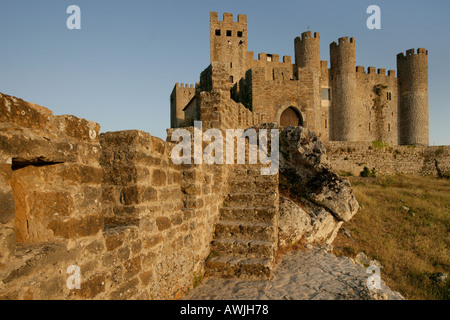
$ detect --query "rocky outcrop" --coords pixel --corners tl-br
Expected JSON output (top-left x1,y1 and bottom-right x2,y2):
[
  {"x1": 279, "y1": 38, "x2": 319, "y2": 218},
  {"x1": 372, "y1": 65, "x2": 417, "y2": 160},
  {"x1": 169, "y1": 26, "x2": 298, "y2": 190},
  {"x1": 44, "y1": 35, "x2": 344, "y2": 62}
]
[
  {"x1": 279, "y1": 197, "x2": 343, "y2": 246},
  {"x1": 278, "y1": 126, "x2": 359, "y2": 247}
]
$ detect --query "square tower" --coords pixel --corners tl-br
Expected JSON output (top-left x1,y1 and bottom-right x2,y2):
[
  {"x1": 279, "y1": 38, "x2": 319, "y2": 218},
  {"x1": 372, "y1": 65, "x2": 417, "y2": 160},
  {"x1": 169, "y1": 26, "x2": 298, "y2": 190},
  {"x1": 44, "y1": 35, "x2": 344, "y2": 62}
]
[{"x1": 210, "y1": 12, "x2": 248, "y2": 85}]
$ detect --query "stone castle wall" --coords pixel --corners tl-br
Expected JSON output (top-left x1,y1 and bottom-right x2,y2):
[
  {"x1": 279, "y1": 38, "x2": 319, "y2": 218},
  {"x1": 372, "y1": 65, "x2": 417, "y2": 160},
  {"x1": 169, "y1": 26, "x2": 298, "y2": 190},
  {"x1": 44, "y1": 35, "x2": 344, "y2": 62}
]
[
  {"x1": 0, "y1": 92, "x2": 227, "y2": 299},
  {"x1": 325, "y1": 141, "x2": 450, "y2": 176}
]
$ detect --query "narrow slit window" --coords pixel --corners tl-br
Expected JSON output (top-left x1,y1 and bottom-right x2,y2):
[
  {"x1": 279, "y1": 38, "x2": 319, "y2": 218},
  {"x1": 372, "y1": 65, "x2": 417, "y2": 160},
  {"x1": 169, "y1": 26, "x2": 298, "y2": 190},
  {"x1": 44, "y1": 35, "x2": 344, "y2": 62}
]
[
  {"x1": 230, "y1": 76, "x2": 234, "y2": 83},
  {"x1": 321, "y1": 88, "x2": 331, "y2": 100}
]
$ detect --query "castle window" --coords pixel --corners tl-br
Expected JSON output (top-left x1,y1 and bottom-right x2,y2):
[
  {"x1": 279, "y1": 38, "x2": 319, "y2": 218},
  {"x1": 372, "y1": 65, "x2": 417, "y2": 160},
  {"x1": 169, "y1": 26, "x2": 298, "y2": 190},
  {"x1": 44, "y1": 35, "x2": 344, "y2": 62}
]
[
  {"x1": 215, "y1": 29, "x2": 221, "y2": 36},
  {"x1": 369, "y1": 123, "x2": 371, "y2": 131},
  {"x1": 325, "y1": 119, "x2": 328, "y2": 129},
  {"x1": 237, "y1": 31, "x2": 243, "y2": 37},
  {"x1": 388, "y1": 123, "x2": 391, "y2": 132},
  {"x1": 230, "y1": 62, "x2": 233, "y2": 68},
  {"x1": 387, "y1": 92, "x2": 392, "y2": 100},
  {"x1": 321, "y1": 88, "x2": 331, "y2": 100},
  {"x1": 226, "y1": 30, "x2": 232, "y2": 36},
  {"x1": 230, "y1": 76, "x2": 234, "y2": 83}
]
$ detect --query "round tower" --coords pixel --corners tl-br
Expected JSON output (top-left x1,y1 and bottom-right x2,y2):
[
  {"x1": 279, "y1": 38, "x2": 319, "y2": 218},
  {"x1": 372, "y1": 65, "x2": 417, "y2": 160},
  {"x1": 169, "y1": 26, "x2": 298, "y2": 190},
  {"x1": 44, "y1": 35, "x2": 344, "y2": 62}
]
[
  {"x1": 330, "y1": 37, "x2": 358, "y2": 141},
  {"x1": 294, "y1": 31, "x2": 321, "y2": 72},
  {"x1": 397, "y1": 48, "x2": 429, "y2": 146}
]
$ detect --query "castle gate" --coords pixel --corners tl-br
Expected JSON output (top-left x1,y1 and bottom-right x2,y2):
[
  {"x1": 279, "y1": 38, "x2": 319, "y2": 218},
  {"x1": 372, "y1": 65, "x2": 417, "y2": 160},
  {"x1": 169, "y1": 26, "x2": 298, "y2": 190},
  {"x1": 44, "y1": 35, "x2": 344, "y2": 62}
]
[{"x1": 280, "y1": 107, "x2": 303, "y2": 127}]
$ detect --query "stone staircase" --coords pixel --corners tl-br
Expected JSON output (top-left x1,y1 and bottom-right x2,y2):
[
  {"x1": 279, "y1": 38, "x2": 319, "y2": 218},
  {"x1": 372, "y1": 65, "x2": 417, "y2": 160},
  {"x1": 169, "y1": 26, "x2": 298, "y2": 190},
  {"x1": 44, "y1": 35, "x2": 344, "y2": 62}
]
[{"x1": 205, "y1": 164, "x2": 279, "y2": 279}]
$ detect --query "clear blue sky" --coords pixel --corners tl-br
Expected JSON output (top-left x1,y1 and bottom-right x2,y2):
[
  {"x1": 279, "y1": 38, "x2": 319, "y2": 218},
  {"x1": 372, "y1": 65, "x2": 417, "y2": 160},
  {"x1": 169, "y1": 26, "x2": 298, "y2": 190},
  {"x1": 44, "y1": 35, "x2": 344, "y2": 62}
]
[{"x1": 1, "y1": 0, "x2": 449, "y2": 145}]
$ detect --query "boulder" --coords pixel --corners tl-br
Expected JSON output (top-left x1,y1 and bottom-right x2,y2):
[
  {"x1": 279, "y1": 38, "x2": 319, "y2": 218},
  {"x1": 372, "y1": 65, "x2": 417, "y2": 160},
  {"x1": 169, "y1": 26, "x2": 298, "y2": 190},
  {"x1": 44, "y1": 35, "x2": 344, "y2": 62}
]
[
  {"x1": 279, "y1": 196, "x2": 343, "y2": 246},
  {"x1": 278, "y1": 126, "x2": 359, "y2": 246}
]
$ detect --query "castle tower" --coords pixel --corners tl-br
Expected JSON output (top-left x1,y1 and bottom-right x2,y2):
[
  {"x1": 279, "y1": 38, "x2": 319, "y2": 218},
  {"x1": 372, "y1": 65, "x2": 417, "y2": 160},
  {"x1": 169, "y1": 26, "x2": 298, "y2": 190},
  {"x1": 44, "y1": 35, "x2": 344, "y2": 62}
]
[
  {"x1": 210, "y1": 12, "x2": 248, "y2": 85},
  {"x1": 397, "y1": 48, "x2": 429, "y2": 146},
  {"x1": 294, "y1": 31, "x2": 321, "y2": 72},
  {"x1": 330, "y1": 37, "x2": 358, "y2": 141},
  {"x1": 170, "y1": 83, "x2": 195, "y2": 128}
]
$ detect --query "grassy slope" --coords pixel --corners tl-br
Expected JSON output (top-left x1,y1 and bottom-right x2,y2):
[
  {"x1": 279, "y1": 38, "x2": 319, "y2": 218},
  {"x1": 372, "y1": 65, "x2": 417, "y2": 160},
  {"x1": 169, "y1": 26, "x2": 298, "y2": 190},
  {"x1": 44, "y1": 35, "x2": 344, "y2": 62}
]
[{"x1": 333, "y1": 175, "x2": 450, "y2": 300}]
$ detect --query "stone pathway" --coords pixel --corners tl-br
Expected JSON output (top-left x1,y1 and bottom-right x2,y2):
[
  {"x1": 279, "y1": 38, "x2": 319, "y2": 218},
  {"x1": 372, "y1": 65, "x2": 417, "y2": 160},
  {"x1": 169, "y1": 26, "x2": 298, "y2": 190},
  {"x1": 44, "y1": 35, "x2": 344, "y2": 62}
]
[{"x1": 186, "y1": 246, "x2": 404, "y2": 300}]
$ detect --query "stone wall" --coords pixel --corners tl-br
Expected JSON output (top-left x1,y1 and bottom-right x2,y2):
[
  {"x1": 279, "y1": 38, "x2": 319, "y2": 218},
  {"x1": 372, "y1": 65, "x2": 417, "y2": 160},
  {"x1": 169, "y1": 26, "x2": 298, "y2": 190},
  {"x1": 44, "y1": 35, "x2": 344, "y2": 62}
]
[
  {"x1": 325, "y1": 141, "x2": 450, "y2": 176},
  {"x1": 198, "y1": 89, "x2": 261, "y2": 130},
  {"x1": 99, "y1": 130, "x2": 226, "y2": 299},
  {"x1": 0, "y1": 92, "x2": 227, "y2": 300},
  {"x1": 355, "y1": 68, "x2": 398, "y2": 145},
  {"x1": 0, "y1": 92, "x2": 104, "y2": 299}
]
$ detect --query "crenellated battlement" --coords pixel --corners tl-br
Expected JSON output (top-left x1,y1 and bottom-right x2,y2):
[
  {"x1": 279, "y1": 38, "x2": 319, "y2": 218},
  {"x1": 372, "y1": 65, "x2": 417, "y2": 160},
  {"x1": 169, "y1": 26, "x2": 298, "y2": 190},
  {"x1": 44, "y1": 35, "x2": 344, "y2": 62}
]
[
  {"x1": 249, "y1": 52, "x2": 292, "y2": 66},
  {"x1": 258, "y1": 53, "x2": 279, "y2": 62},
  {"x1": 174, "y1": 83, "x2": 195, "y2": 89},
  {"x1": 211, "y1": 11, "x2": 247, "y2": 24},
  {"x1": 295, "y1": 31, "x2": 320, "y2": 43},
  {"x1": 331, "y1": 36, "x2": 355, "y2": 48},
  {"x1": 397, "y1": 48, "x2": 428, "y2": 59},
  {"x1": 355, "y1": 66, "x2": 396, "y2": 78}
]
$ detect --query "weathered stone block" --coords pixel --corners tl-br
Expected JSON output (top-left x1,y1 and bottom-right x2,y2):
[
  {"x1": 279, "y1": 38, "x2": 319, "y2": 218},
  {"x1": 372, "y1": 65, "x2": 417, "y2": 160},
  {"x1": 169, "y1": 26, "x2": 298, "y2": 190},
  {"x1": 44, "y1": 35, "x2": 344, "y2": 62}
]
[
  {"x1": 152, "y1": 169, "x2": 166, "y2": 187},
  {"x1": 124, "y1": 256, "x2": 141, "y2": 281},
  {"x1": 0, "y1": 227, "x2": 16, "y2": 263},
  {"x1": 143, "y1": 235, "x2": 163, "y2": 249},
  {"x1": 155, "y1": 217, "x2": 172, "y2": 231},
  {"x1": 104, "y1": 229, "x2": 126, "y2": 251},
  {"x1": 0, "y1": 190, "x2": 15, "y2": 223},
  {"x1": 57, "y1": 115, "x2": 100, "y2": 142},
  {"x1": 48, "y1": 216, "x2": 103, "y2": 239},
  {"x1": 60, "y1": 165, "x2": 103, "y2": 185},
  {"x1": 76, "y1": 274, "x2": 106, "y2": 299},
  {"x1": 28, "y1": 191, "x2": 74, "y2": 218},
  {"x1": 0, "y1": 94, "x2": 51, "y2": 131},
  {"x1": 120, "y1": 185, "x2": 157, "y2": 205}
]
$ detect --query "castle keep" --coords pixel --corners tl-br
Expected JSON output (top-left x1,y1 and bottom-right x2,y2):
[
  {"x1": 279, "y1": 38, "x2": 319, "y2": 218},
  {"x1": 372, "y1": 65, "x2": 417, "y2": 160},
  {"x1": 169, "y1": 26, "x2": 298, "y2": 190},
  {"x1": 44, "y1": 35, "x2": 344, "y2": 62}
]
[{"x1": 171, "y1": 12, "x2": 429, "y2": 146}]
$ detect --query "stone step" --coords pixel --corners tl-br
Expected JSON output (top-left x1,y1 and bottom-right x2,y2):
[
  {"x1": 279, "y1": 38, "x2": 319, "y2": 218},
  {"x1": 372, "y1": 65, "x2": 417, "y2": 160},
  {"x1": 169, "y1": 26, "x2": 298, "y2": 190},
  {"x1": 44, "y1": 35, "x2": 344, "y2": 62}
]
[
  {"x1": 214, "y1": 220, "x2": 276, "y2": 242},
  {"x1": 229, "y1": 169, "x2": 278, "y2": 184},
  {"x1": 219, "y1": 206, "x2": 277, "y2": 224},
  {"x1": 224, "y1": 192, "x2": 278, "y2": 208},
  {"x1": 210, "y1": 238, "x2": 276, "y2": 259},
  {"x1": 228, "y1": 180, "x2": 278, "y2": 194},
  {"x1": 205, "y1": 255, "x2": 273, "y2": 279}
]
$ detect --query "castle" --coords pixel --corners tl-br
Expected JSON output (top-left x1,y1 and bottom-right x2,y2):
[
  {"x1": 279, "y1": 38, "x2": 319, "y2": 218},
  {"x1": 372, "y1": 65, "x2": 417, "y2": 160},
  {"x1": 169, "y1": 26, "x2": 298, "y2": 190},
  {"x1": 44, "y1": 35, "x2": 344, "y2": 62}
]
[
  {"x1": 171, "y1": 12, "x2": 429, "y2": 146},
  {"x1": 1, "y1": 12, "x2": 445, "y2": 301}
]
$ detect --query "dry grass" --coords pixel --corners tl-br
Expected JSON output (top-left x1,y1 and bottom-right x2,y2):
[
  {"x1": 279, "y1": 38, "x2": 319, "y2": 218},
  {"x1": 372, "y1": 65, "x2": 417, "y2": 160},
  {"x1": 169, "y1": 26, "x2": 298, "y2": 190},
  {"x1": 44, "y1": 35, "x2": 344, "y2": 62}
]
[{"x1": 333, "y1": 174, "x2": 450, "y2": 300}]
